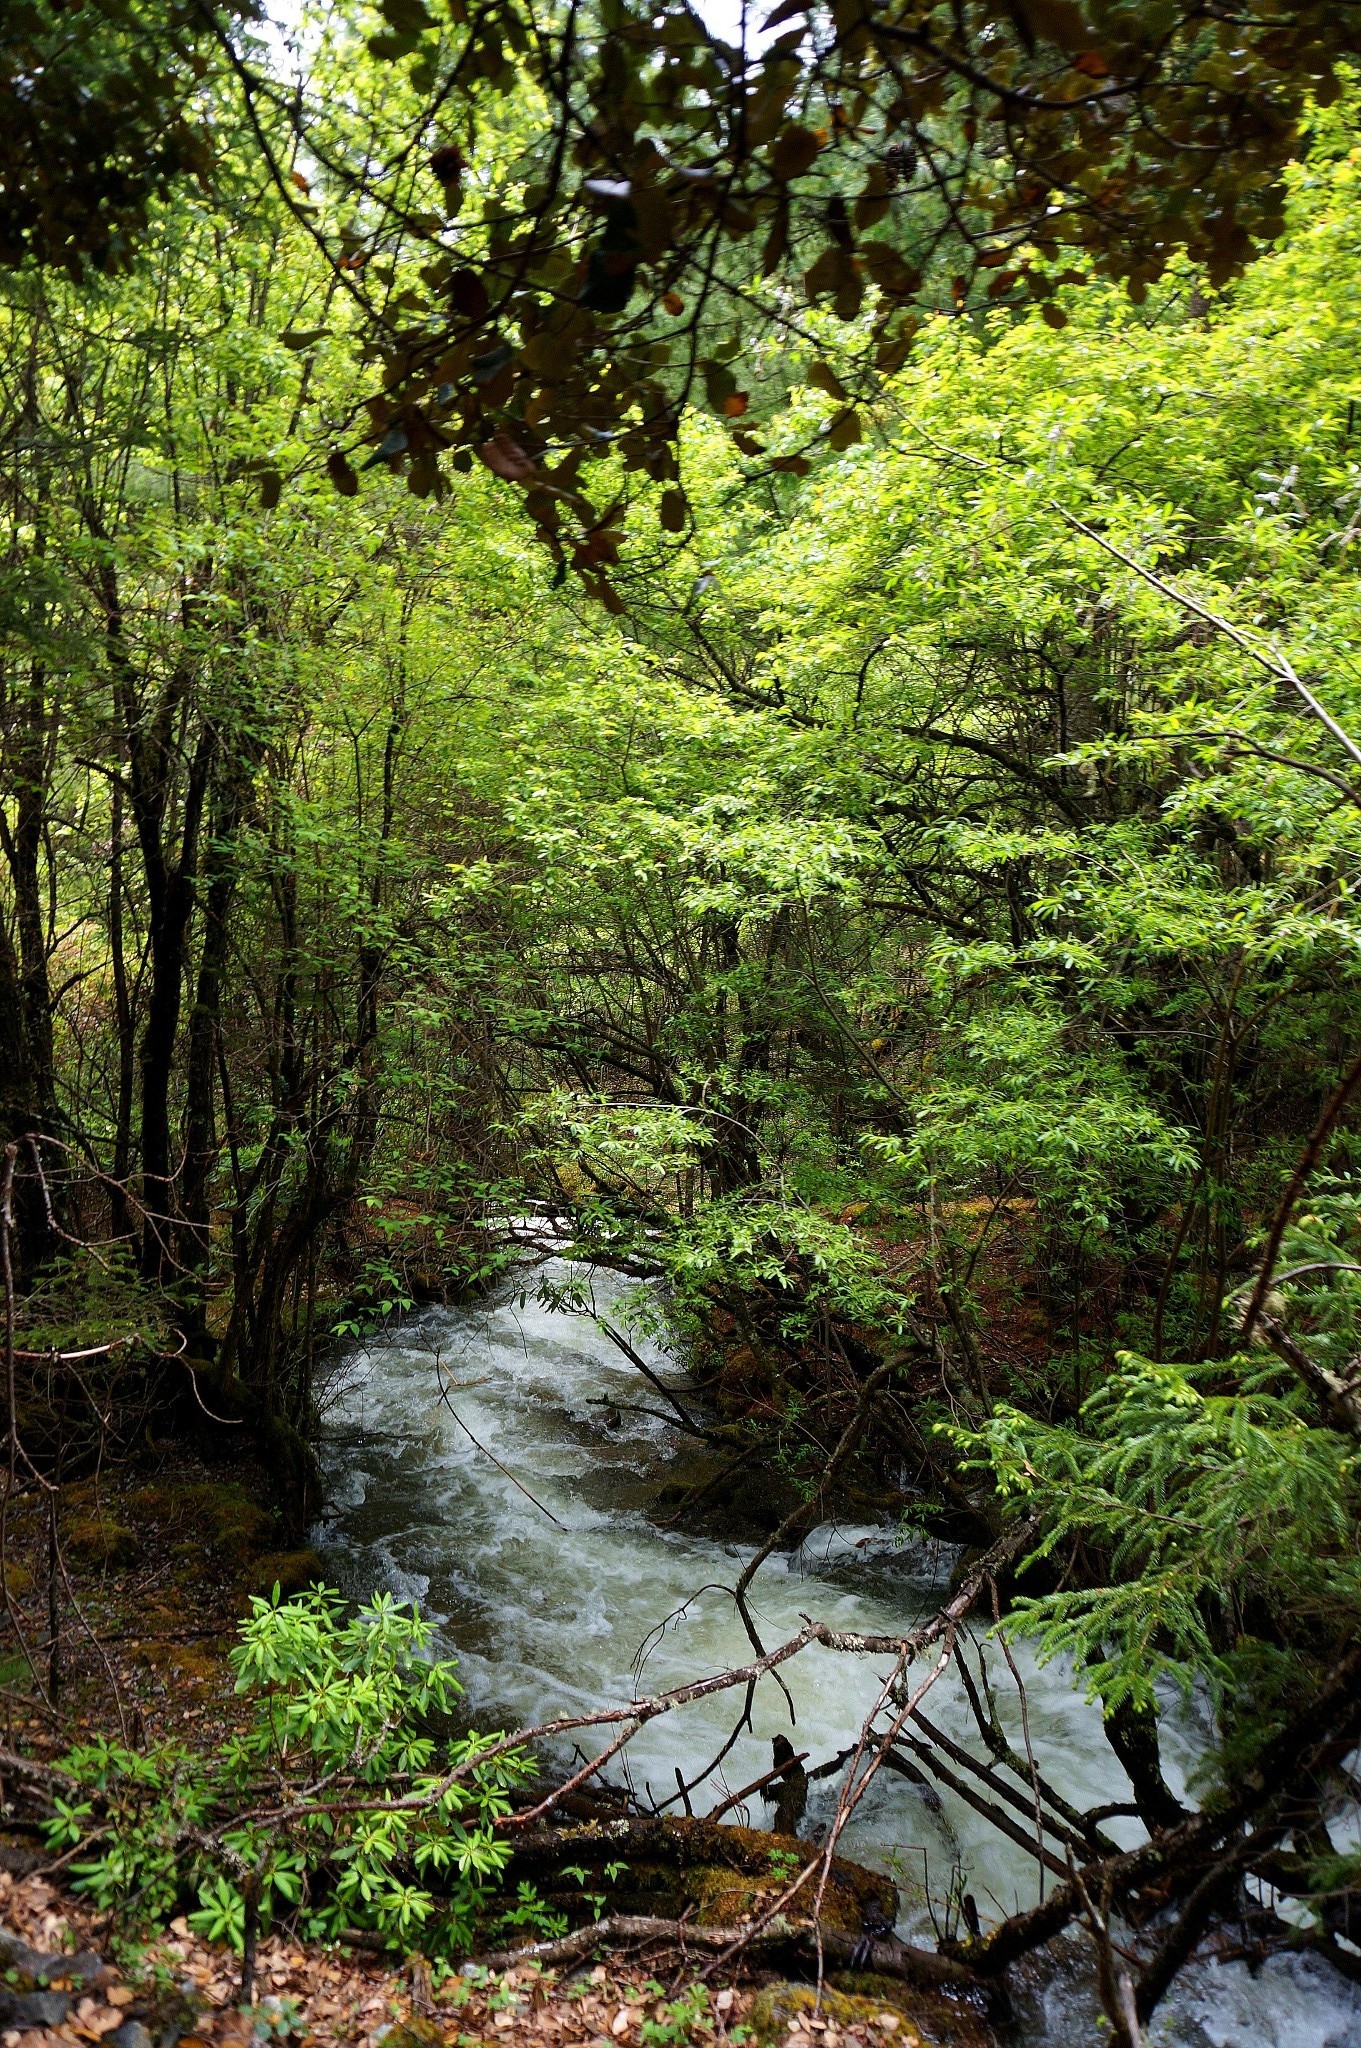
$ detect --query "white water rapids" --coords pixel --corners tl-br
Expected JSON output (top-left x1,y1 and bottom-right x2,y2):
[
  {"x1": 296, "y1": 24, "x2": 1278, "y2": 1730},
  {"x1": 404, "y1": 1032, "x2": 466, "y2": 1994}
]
[{"x1": 314, "y1": 1264, "x2": 1361, "y2": 2047}]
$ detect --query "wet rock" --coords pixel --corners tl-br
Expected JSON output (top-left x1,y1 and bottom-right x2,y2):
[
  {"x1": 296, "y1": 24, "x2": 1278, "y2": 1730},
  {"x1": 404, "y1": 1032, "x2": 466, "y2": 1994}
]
[
  {"x1": 576, "y1": 1449, "x2": 802, "y2": 1542},
  {"x1": 60, "y1": 1948, "x2": 111, "y2": 1987},
  {"x1": 0, "y1": 1927, "x2": 47, "y2": 1979},
  {"x1": 0, "y1": 1927, "x2": 108, "y2": 1990},
  {"x1": 0, "y1": 1986, "x2": 72, "y2": 2027},
  {"x1": 108, "y1": 2025, "x2": 153, "y2": 2048}
]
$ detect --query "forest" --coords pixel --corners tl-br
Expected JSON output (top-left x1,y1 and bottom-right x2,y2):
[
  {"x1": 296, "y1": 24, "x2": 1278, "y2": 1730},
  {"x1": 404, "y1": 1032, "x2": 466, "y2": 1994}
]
[{"x1": 3, "y1": 2, "x2": 1361, "y2": 2044}]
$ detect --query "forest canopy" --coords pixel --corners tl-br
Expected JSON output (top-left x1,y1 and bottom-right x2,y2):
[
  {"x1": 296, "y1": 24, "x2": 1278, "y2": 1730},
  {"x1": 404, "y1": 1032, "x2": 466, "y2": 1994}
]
[
  {"x1": 4, "y1": 5, "x2": 1361, "y2": 2036},
  {"x1": 10, "y1": 0, "x2": 1361, "y2": 591}
]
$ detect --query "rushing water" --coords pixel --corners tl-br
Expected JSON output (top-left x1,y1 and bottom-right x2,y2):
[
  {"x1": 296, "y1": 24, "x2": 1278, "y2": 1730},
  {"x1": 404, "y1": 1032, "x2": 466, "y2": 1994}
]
[{"x1": 314, "y1": 1264, "x2": 1361, "y2": 2048}]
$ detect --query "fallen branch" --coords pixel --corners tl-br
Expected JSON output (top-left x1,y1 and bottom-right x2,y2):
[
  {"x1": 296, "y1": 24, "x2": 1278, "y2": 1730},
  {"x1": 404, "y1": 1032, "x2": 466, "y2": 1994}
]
[
  {"x1": 705, "y1": 1750, "x2": 808, "y2": 1824},
  {"x1": 0, "y1": 1748, "x2": 74, "y2": 1813},
  {"x1": 222, "y1": 1519, "x2": 1040, "y2": 1839},
  {"x1": 952, "y1": 1639, "x2": 1361, "y2": 1975},
  {"x1": 469, "y1": 1913, "x2": 994, "y2": 2003}
]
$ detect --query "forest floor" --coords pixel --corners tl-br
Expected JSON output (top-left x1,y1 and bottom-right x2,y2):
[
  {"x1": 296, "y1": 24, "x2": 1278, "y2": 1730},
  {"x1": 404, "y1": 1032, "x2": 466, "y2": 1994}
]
[
  {"x1": 0, "y1": 1861, "x2": 776, "y2": 2048},
  {"x1": 0, "y1": 1451, "x2": 942, "y2": 2048}
]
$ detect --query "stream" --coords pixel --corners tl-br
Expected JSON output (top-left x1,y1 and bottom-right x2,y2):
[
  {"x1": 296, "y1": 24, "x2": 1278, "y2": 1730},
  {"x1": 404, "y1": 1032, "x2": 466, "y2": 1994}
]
[{"x1": 314, "y1": 1263, "x2": 1361, "y2": 2047}]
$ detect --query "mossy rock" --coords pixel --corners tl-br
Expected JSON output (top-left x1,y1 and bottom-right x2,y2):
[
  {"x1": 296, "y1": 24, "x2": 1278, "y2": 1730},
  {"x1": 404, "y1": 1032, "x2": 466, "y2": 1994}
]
[
  {"x1": 687, "y1": 1856, "x2": 876, "y2": 1939},
  {"x1": 133, "y1": 1479, "x2": 275, "y2": 1564},
  {"x1": 65, "y1": 1513, "x2": 141, "y2": 1566},
  {"x1": 829, "y1": 1972, "x2": 998, "y2": 2045},
  {"x1": 249, "y1": 1547, "x2": 325, "y2": 1598},
  {"x1": 376, "y1": 2022, "x2": 447, "y2": 2048},
  {"x1": 682, "y1": 1823, "x2": 893, "y2": 1939},
  {"x1": 508, "y1": 1818, "x2": 896, "y2": 1942},
  {"x1": 1, "y1": 1561, "x2": 32, "y2": 1600},
  {"x1": 747, "y1": 1981, "x2": 995, "y2": 2048},
  {"x1": 141, "y1": 1639, "x2": 223, "y2": 1686}
]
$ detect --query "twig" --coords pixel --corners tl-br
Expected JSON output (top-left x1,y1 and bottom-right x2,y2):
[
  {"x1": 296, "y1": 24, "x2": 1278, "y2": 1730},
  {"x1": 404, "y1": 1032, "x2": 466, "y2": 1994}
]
[{"x1": 704, "y1": 1749, "x2": 808, "y2": 1824}]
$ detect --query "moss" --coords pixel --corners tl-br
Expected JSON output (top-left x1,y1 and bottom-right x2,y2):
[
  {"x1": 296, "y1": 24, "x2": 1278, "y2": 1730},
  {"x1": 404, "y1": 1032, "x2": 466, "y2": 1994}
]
[
  {"x1": 686, "y1": 1854, "x2": 883, "y2": 1937},
  {"x1": 141, "y1": 1639, "x2": 223, "y2": 1685},
  {"x1": 1, "y1": 1561, "x2": 33, "y2": 1599},
  {"x1": 65, "y1": 1514, "x2": 141, "y2": 1566},
  {"x1": 248, "y1": 1547, "x2": 325, "y2": 1598},
  {"x1": 507, "y1": 1818, "x2": 896, "y2": 1942},
  {"x1": 746, "y1": 1981, "x2": 994, "y2": 2048},
  {"x1": 131, "y1": 1479, "x2": 275, "y2": 1564},
  {"x1": 378, "y1": 2022, "x2": 446, "y2": 2048}
]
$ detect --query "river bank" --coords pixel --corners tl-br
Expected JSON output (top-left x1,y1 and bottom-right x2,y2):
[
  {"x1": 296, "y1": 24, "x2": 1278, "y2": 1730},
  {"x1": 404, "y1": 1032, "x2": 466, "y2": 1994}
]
[{"x1": 310, "y1": 1268, "x2": 1361, "y2": 2048}]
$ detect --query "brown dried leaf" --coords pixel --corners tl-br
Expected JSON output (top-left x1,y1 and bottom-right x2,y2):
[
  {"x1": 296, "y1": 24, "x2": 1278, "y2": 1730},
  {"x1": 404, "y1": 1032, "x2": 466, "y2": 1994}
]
[
  {"x1": 769, "y1": 124, "x2": 822, "y2": 183},
  {"x1": 327, "y1": 450, "x2": 359, "y2": 497},
  {"x1": 825, "y1": 407, "x2": 861, "y2": 450},
  {"x1": 478, "y1": 431, "x2": 538, "y2": 481}
]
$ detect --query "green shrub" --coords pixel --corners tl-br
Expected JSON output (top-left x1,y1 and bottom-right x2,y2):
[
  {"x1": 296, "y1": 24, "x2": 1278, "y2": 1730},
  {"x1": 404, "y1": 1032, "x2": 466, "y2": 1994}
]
[{"x1": 45, "y1": 1586, "x2": 534, "y2": 1954}]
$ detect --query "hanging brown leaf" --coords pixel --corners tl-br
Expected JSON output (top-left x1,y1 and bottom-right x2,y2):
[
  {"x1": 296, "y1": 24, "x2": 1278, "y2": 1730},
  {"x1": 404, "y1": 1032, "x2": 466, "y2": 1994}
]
[
  {"x1": 769, "y1": 124, "x2": 822, "y2": 183},
  {"x1": 804, "y1": 245, "x2": 850, "y2": 301},
  {"x1": 825, "y1": 408, "x2": 861, "y2": 450},
  {"x1": 478, "y1": 431, "x2": 538, "y2": 481},
  {"x1": 428, "y1": 144, "x2": 466, "y2": 184},
  {"x1": 703, "y1": 359, "x2": 738, "y2": 410},
  {"x1": 807, "y1": 359, "x2": 849, "y2": 401},
  {"x1": 576, "y1": 526, "x2": 623, "y2": 567},
  {"x1": 327, "y1": 451, "x2": 359, "y2": 497},
  {"x1": 448, "y1": 268, "x2": 490, "y2": 320}
]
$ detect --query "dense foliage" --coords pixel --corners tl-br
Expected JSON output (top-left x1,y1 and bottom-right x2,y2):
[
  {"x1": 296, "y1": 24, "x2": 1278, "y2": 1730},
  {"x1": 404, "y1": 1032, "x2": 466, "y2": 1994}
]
[
  {"x1": 11, "y1": 1, "x2": 1361, "y2": 582},
  {"x1": 5, "y1": 11, "x2": 1361, "y2": 2011}
]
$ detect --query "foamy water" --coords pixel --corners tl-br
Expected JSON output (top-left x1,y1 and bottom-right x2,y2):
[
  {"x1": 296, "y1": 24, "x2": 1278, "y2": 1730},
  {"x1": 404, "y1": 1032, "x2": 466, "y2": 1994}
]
[{"x1": 314, "y1": 1264, "x2": 1361, "y2": 2047}]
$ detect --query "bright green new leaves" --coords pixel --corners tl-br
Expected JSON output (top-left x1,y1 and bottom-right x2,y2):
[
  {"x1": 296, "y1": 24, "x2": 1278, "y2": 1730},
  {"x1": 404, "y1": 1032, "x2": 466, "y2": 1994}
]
[{"x1": 956, "y1": 1353, "x2": 1361, "y2": 1715}]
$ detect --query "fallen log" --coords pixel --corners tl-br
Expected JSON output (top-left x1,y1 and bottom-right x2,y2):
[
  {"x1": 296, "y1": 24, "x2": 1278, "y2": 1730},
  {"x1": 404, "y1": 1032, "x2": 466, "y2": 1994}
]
[
  {"x1": 0, "y1": 1748, "x2": 72, "y2": 1816},
  {"x1": 469, "y1": 1912, "x2": 999, "y2": 2008}
]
